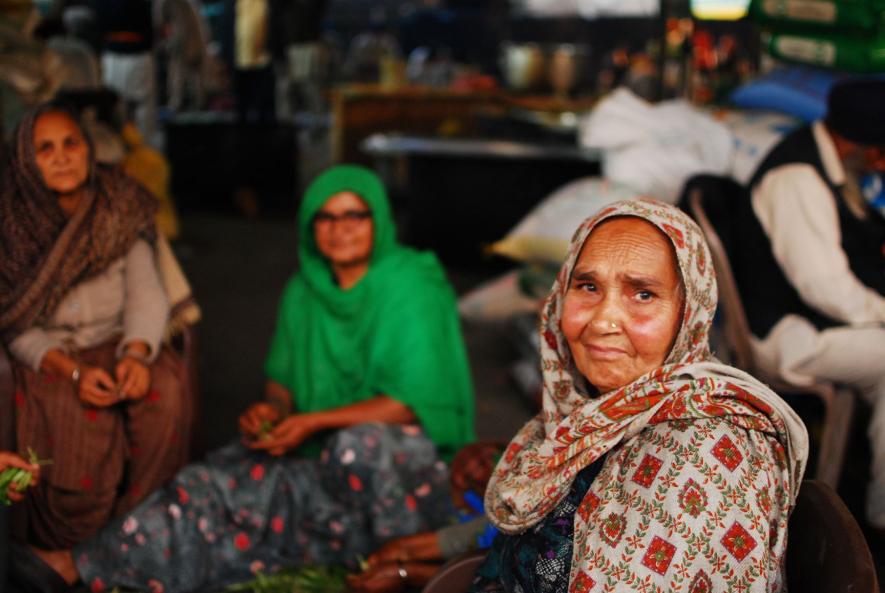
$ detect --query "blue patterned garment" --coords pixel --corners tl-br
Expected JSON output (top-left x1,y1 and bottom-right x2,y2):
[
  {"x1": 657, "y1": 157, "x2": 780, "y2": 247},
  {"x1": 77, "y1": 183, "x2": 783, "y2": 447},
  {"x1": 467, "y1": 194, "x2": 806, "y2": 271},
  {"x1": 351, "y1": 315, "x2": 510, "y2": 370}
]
[
  {"x1": 469, "y1": 456, "x2": 606, "y2": 593},
  {"x1": 73, "y1": 424, "x2": 453, "y2": 593}
]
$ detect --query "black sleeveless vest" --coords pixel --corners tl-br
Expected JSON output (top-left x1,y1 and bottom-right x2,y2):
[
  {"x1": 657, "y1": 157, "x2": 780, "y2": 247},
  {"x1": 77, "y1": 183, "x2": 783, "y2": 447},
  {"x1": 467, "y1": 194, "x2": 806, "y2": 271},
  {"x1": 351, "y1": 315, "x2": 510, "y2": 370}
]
[{"x1": 735, "y1": 125, "x2": 885, "y2": 337}]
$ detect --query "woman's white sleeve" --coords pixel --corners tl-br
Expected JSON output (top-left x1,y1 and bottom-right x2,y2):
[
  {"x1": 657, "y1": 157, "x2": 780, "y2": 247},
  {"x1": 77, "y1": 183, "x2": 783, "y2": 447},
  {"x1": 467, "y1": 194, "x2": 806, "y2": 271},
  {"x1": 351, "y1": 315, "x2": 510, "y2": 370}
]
[{"x1": 118, "y1": 239, "x2": 170, "y2": 361}]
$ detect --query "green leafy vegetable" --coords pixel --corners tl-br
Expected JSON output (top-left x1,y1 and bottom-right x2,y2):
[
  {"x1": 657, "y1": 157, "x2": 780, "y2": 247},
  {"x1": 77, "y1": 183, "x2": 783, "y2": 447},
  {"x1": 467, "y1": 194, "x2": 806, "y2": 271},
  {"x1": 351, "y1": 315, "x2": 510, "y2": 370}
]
[
  {"x1": 225, "y1": 565, "x2": 349, "y2": 593},
  {"x1": 0, "y1": 447, "x2": 52, "y2": 506}
]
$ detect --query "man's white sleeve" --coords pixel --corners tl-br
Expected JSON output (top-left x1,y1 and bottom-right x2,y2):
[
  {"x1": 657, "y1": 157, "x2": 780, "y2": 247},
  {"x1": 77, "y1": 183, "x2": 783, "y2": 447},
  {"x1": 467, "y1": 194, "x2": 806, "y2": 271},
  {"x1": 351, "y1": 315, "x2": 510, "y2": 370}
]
[{"x1": 752, "y1": 164, "x2": 885, "y2": 325}]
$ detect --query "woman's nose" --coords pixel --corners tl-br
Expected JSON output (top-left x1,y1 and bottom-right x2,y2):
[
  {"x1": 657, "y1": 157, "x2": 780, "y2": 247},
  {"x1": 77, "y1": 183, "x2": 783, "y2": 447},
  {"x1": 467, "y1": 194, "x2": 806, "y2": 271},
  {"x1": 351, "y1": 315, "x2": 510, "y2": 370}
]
[
  {"x1": 52, "y1": 147, "x2": 69, "y2": 164},
  {"x1": 589, "y1": 294, "x2": 623, "y2": 334}
]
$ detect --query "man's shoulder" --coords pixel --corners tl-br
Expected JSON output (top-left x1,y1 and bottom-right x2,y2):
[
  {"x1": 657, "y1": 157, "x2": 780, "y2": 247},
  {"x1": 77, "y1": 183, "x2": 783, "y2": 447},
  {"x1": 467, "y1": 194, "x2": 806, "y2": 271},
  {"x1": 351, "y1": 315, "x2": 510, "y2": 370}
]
[{"x1": 749, "y1": 124, "x2": 820, "y2": 187}]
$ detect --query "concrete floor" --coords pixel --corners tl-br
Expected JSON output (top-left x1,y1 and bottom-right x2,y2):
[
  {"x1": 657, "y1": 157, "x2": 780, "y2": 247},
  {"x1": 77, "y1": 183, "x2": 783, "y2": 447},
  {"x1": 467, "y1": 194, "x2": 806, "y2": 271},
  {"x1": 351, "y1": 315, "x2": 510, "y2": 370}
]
[{"x1": 174, "y1": 212, "x2": 884, "y2": 586}]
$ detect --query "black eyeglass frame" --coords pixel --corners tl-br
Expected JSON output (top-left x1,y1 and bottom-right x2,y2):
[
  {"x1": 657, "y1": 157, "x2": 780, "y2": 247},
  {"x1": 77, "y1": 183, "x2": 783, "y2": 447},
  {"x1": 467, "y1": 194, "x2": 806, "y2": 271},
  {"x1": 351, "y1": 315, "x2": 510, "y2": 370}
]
[{"x1": 312, "y1": 209, "x2": 373, "y2": 226}]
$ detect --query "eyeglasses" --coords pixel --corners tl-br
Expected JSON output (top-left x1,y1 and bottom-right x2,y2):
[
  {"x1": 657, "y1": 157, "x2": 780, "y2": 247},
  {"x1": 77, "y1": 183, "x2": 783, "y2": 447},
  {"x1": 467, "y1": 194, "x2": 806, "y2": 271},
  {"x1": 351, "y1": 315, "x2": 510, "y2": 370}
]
[{"x1": 313, "y1": 209, "x2": 372, "y2": 228}]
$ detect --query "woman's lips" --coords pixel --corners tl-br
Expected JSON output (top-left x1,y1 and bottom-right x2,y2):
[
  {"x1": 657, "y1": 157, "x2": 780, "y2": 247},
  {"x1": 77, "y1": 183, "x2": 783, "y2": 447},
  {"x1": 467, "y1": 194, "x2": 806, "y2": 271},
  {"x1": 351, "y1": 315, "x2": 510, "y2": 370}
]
[{"x1": 586, "y1": 344, "x2": 628, "y2": 360}]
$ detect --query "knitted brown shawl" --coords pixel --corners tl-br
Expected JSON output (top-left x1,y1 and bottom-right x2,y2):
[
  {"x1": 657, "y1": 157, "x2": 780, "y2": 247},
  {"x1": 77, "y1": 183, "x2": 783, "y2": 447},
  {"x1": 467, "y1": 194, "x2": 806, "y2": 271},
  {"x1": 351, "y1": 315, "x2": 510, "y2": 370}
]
[{"x1": 0, "y1": 104, "x2": 158, "y2": 343}]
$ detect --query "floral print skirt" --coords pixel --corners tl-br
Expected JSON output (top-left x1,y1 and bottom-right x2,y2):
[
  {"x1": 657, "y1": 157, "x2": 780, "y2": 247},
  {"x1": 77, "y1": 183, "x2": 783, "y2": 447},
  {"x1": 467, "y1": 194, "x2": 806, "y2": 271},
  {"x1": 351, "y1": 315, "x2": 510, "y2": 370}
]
[{"x1": 73, "y1": 423, "x2": 453, "y2": 593}]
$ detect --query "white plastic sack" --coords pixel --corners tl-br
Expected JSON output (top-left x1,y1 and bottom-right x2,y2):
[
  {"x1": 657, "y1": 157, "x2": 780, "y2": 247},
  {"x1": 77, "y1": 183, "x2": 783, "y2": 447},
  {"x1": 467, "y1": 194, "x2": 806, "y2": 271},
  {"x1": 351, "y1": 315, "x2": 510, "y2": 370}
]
[
  {"x1": 514, "y1": 0, "x2": 579, "y2": 17},
  {"x1": 516, "y1": 0, "x2": 657, "y2": 16},
  {"x1": 579, "y1": 88, "x2": 734, "y2": 202},
  {"x1": 577, "y1": 0, "x2": 658, "y2": 17},
  {"x1": 458, "y1": 270, "x2": 541, "y2": 321},
  {"x1": 490, "y1": 177, "x2": 642, "y2": 264}
]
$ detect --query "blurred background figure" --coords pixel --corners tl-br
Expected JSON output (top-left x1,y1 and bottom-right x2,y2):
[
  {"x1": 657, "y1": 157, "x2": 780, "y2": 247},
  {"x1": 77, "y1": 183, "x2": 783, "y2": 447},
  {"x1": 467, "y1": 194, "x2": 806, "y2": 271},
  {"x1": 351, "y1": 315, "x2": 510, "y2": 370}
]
[
  {"x1": 93, "y1": 0, "x2": 158, "y2": 145},
  {"x1": 0, "y1": 1, "x2": 61, "y2": 132},
  {"x1": 120, "y1": 114, "x2": 181, "y2": 239},
  {"x1": 268, "y1": 0, "x2": 328, "y2": 120},
  {"x1": 157, "y1": 0, "x2": 209, "y2": 113},
  {"x1": 32, "y1": 14, "x2": 101, "y2": 92},
  {"x1": 59, "y1": 2, "x2": 102, "y2": 53},
  {"x1": 0, "y1": 0, "x2": 39, "y2": 33},
  {"x1": 343, "y1": 7, "x2": 401, "y2": 84},
  {"x1": 234, "y1": 0, "x2": 274, "y2": 122}
]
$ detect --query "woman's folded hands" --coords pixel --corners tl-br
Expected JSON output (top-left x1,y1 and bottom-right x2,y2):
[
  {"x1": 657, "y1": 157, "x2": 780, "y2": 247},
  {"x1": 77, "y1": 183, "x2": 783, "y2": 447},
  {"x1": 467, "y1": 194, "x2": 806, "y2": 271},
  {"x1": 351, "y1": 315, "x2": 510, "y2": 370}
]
[
  {"x1": 239, "y1": 402, "x2": 322, "y2": 456},
  {"x1": 114, "y1": 356, "x2": 150, "y2": 400},
  {"x1": 77, "y1": 365, "x2": 120, "y2": 407},
  {"x1": 347, "y1": 532, "x2": 443, "y2": 593},
  {"x1": 246, "y1": 414, "x2": 323, "y2": 456}
]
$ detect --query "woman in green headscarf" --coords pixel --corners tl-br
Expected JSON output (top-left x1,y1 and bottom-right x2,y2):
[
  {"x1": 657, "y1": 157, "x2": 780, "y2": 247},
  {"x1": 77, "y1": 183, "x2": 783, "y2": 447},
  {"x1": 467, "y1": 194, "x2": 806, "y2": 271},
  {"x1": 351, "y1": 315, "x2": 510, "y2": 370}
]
[
  {"x1": 27, "y1": 165, "x2": 476, "y2": 593},
  {"x1": 241, "y1": 164, "x2": 475, "y2": 459}
]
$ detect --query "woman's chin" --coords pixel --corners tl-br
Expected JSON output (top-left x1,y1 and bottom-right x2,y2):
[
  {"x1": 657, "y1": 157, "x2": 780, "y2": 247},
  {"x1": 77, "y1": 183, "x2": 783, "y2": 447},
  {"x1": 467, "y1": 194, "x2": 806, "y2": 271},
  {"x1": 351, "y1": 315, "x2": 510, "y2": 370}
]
[
  {"x1": 583, "y1": 369, "x2": 641, "y2": 393},
  {"x1": 585, "y1": 376, "x2": 621, "y2": 394},
  {"x1": 49, "y1": 183, "x2": 81, "y2": 194},
  {"x1": 329, "y1": 254, "x2": 371, "y2": 268},
  {"x1": 580, "y1": 365, "x2": 623, "y2": 390}
]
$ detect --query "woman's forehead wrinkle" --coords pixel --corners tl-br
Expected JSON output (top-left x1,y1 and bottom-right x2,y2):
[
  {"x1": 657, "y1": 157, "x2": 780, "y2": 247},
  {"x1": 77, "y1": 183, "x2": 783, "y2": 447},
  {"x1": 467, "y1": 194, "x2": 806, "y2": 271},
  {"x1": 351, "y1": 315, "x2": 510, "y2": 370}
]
[{"x1": 582, "y1": 226, "x2": 680, "y2": 286}]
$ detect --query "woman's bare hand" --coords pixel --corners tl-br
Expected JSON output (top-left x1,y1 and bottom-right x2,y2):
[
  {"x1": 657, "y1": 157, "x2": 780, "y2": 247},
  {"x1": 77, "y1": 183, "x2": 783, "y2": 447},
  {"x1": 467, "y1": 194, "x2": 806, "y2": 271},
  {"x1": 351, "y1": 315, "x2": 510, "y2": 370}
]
[
  {"x1": 77, "y1": 366, "x2": 118, "y2": 407},
  {"x1": 115, "y1": 356, "x2": 151, "y2": 400},
  {"x1": 238, "y1": 402, "x2": 282, "y2": 440},
  {"x1": 368, "y1": 532, "x2": 441, "y2": 568},
  {"x1": 246, "y1": 413, "x2": 318, "y2": 456},
  {"x1": 0, "y1": 451, "x2": 41, "y2": 503},
  {"x1": 346, "y1": 563, "x2": 406, "y2": 593}
]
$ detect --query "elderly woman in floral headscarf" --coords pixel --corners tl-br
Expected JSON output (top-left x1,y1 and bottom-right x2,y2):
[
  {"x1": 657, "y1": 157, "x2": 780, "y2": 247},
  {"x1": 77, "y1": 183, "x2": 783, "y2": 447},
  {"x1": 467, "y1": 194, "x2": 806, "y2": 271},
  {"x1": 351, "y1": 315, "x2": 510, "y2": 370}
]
[{"x1": 471, "y1": 200, "x2": 808, "y2": 593}]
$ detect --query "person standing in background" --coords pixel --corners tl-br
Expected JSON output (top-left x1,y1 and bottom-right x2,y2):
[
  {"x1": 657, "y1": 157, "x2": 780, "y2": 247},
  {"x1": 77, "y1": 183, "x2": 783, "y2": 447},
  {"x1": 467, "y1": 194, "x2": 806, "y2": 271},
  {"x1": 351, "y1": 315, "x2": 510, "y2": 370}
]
[
  {"x1": 234, "y1": 0, "x2": 274, "y2": 122},
  {"x1": 157, "y1": 0, "x2": 208, "y2": 112},
  {"x1": 268, "y1": 0, "x2": 327, "y2": 120},
  {"x1": 93, "y1": 0, "x2": 157, "y2": 145}
]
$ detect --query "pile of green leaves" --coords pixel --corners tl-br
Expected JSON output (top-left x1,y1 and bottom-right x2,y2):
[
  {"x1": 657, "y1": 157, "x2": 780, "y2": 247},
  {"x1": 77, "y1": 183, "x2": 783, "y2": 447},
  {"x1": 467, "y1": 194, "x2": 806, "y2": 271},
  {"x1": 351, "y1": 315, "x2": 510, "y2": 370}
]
[
  {"x1": 0, "y1": 447, "x2": 51, "y2": 506},
  {"x1": 225, "y1": 565, "x2": 350, "y2": 593}
]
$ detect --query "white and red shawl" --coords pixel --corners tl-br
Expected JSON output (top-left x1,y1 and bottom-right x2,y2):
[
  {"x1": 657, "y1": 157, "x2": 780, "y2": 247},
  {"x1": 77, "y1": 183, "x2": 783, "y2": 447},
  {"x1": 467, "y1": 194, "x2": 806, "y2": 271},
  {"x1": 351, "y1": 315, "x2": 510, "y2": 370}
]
[{"x1": 485, "y1": 199, "x2": 808, "y2": 593}]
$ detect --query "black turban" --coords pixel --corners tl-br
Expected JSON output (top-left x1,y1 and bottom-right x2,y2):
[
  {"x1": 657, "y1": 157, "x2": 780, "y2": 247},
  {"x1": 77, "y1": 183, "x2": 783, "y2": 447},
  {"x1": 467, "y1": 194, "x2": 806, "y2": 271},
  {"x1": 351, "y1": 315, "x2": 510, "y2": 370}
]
[{"x1": 825, "y1": 79, "x2": 885, "y2": 147}]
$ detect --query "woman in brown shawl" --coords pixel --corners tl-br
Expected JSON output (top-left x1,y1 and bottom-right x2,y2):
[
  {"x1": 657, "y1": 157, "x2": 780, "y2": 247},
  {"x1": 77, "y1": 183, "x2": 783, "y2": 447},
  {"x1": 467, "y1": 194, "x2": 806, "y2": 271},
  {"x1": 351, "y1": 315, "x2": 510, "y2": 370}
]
[{"x1": 0, "y1": 103, "x2": 190, "y2": 549}]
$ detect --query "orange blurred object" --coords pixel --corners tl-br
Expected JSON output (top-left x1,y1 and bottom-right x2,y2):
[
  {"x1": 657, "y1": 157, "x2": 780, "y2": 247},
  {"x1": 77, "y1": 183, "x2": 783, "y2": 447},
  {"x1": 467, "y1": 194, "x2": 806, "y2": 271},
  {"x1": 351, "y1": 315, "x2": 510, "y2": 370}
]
[{"x1": 451, "y1": 73, "x2": 498, "y2": 93}]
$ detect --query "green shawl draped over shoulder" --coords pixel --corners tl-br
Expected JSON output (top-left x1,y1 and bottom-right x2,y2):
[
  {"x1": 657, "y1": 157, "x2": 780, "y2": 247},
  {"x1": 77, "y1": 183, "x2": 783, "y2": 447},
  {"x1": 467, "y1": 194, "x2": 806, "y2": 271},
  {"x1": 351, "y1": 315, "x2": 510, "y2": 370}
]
[{"x1": 264, "y1": 165, "x2": 476, "y2": 458}]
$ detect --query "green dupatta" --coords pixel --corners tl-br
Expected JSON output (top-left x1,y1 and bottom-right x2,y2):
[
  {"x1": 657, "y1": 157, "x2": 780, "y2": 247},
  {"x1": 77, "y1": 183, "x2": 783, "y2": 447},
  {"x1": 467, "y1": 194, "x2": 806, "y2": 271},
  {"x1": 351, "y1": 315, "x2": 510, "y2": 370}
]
[{"x1": 264, "y1": 165, "x2": 475, "y2": 458}]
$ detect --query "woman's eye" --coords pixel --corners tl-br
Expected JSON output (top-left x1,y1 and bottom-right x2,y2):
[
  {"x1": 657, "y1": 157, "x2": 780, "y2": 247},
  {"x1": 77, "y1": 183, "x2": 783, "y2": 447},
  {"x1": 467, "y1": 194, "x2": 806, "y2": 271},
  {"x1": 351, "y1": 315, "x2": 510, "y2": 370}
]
[
  {"x1": 578, "y1": 282, "x2": 597, "y2": 292},
  {"x1": 65, "y1": 138, "x2": 80, "y2": 148},
  {"x1": 635, "y1": 290, "x2": 654, "y2": 301}
]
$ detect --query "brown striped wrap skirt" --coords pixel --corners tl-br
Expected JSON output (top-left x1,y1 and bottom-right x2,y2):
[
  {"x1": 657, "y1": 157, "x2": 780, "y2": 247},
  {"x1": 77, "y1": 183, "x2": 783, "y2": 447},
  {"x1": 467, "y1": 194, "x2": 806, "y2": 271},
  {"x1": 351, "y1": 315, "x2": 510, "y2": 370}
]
[{"x1": 11, "y1": 340, "x2": 192, "y2": 548}]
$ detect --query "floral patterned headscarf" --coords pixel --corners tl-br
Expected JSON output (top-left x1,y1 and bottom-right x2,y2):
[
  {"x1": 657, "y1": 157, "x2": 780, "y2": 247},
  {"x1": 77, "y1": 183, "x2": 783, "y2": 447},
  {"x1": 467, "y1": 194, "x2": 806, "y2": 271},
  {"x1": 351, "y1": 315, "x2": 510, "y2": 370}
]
[{"x1": 484, "y1": 200, "x2": 808, "y2": 535}]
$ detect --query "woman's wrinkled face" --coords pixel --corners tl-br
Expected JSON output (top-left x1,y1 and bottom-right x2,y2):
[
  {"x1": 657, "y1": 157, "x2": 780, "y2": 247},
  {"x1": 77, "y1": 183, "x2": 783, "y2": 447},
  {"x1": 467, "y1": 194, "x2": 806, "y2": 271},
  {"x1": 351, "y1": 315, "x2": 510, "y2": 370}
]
[
  {"x1": 32, "y1": 111, "x2": 90, "y2": 195},
  {"x1": 561, "y1": 217, "x2": 684, "y2": 393},
  {"x1": 313, "y1": 191, "x2": 374, "y2": 267}
]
